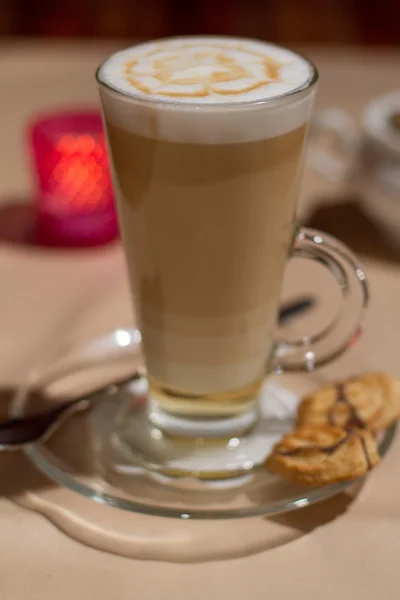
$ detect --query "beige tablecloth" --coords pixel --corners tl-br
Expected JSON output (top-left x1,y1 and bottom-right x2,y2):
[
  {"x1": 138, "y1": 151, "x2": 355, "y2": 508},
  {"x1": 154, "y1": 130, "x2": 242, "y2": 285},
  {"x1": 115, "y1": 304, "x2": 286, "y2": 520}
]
[{"x1": 1, "y1": 41, "x2": 400, "y2": 599}]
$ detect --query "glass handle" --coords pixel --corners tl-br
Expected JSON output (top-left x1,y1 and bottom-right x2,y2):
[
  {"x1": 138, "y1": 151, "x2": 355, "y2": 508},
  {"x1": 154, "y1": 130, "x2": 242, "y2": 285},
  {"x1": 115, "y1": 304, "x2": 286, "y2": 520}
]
[
  {"x1": 272, "y1": 226, "x2": 369, "y2": 373},
  {"x1": 308, "y1": 108, "x2": 359, "y2": 181}
]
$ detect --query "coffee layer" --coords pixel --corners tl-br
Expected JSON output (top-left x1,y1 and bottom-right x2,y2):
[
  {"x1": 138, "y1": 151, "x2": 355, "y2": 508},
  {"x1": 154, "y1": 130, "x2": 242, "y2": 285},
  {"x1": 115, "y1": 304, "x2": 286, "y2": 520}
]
[{"x1": 106, "y1": 123, "x2": 307, "y2": 394}]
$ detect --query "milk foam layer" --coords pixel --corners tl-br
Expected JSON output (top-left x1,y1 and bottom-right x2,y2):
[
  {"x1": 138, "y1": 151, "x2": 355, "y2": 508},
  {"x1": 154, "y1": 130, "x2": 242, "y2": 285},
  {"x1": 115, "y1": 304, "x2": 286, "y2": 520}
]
[
  {"x1": 98, "y1": 37, "x2": 316, "y2": 143},
  {"x1": 99, "y1": 37, "x2": 312, "y2": 104}
]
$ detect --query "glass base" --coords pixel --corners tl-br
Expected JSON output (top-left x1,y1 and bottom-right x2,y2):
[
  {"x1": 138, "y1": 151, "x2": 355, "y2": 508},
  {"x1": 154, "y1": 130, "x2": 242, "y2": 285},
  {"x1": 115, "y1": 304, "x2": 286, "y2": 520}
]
[{"x1": 113, "y1": 376, "x2": 296, "y2": 479}]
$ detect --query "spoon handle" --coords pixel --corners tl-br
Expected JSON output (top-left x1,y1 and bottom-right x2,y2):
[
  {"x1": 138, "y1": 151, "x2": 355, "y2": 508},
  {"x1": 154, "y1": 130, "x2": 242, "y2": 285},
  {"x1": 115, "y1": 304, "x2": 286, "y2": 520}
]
[{"x1": 0, "y1": 373, "x2": 139, "y2": 451}]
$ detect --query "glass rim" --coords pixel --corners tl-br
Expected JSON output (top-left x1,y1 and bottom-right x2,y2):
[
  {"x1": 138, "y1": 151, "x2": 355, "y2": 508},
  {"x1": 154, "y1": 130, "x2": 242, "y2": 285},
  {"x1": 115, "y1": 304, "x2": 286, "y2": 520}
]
[{"x1": 95, "y1": 37, "x2": 319, "y2": 111}]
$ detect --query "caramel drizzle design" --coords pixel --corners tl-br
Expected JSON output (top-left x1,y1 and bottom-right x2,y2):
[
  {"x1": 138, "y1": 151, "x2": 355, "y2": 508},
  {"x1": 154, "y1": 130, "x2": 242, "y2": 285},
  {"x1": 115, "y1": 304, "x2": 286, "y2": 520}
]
[{"x1": 123, "y1": 44, "x2": 284, "y2": 98}]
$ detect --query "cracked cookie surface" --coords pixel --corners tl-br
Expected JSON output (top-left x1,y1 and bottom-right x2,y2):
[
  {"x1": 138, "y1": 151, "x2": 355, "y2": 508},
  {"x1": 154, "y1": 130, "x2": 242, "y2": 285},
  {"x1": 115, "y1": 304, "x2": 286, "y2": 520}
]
[
  {"x1": 265, "y1": 425, "x2": 380, "y2": 485},
  {"x1": 297, "y1": 373, "x2": 400, "y2": 431}
]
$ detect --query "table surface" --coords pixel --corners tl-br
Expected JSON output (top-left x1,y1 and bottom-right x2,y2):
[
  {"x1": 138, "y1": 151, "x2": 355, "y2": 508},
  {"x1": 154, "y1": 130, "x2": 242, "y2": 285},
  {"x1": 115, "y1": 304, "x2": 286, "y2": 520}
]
[{"x1": 1, "y1": 41, "x2": 400, "y2": 599}]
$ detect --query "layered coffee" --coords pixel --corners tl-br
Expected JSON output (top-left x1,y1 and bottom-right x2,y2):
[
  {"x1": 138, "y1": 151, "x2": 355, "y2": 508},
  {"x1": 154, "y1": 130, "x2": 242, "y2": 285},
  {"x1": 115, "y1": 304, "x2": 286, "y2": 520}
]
[{"x1": 98, "y1": 37, "x2": 314, "y2": 414}]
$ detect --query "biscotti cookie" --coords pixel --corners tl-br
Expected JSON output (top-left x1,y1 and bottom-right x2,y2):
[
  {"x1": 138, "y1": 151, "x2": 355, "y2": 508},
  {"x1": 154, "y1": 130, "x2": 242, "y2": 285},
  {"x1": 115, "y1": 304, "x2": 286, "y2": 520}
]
[
  {"x1": 265, "y1": 425, "x2": 380, "y2": 485},
  {"x1": 297, "y1": 373, "x2": 400, "y2": 431}
]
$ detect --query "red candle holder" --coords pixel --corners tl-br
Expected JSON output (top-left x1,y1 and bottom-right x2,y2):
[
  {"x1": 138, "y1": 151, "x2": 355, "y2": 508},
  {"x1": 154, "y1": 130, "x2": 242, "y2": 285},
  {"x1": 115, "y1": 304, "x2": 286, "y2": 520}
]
[{"x1": 30, "y1": 110, "x2": 118, "y2": 247}]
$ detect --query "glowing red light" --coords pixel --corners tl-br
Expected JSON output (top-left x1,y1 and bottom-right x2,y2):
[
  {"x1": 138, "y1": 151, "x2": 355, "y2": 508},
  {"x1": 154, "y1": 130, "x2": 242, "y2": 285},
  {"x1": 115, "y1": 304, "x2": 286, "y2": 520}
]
[
  {"x1": 30, "y1": 111, "x2": 118, "y2": 247},
  {"x1": 49, "y1": 133, "x2": 111, "y2": 214}
]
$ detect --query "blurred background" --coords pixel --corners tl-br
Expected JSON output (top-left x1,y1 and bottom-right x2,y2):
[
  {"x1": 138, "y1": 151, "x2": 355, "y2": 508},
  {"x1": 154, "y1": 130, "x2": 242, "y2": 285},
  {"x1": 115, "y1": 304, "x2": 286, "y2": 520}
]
[
  {"x1": 0, "y1": 0, "x2": 399, "y2": 253},
  {"x1": 0, "y1": 0, "x2": 399, "y2": 44}
]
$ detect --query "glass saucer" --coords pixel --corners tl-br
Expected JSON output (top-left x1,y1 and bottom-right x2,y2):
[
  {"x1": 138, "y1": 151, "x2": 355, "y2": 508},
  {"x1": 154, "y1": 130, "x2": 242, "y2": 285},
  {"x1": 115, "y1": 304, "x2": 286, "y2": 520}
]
[{"x1": 11, "y1": 327, "x2": 396, "y2": 520}]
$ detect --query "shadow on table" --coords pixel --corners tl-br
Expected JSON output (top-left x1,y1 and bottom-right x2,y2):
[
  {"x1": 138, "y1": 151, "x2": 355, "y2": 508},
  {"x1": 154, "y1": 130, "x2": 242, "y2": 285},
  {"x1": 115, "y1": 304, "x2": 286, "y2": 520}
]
[
  {"x1": 269, "y1": 480, "x2": 365, "y2": 534},
  {"x1": 0, "y1": 386, "x2": 60, "y2": 498},
  {"x1": 0, "y1": 198, "x2": 38, "y2": 247},
  {"x1": 305, "y1": 197, "x2": 400, "y2": 264},
  {"x1": 0, "y1": 196, "x2": 119, "y2": 251}
]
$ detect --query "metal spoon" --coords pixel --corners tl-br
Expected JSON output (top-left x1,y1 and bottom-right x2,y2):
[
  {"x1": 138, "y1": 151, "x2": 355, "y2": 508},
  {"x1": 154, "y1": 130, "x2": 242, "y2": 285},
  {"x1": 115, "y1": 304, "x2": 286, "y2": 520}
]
[
  {"x1": 0, "y1": 373, "x2": 140, "y2": 451},
  {"x1": 0, "y1": 297, "x2": 315, "y2": 451}
]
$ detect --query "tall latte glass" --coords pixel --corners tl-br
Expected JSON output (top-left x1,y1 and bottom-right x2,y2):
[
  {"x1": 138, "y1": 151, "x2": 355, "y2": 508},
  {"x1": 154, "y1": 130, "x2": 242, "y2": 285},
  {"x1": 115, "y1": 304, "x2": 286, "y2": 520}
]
[{"x1": 97, "y1": 37, "x2": 368, "y2": 478}]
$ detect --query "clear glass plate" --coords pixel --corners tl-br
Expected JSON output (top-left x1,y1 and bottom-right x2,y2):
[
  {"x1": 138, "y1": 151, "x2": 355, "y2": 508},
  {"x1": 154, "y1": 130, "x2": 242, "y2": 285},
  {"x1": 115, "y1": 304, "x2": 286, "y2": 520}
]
[{"x1": 10, "y1": 328, "x2": 396, "y2": 520}]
